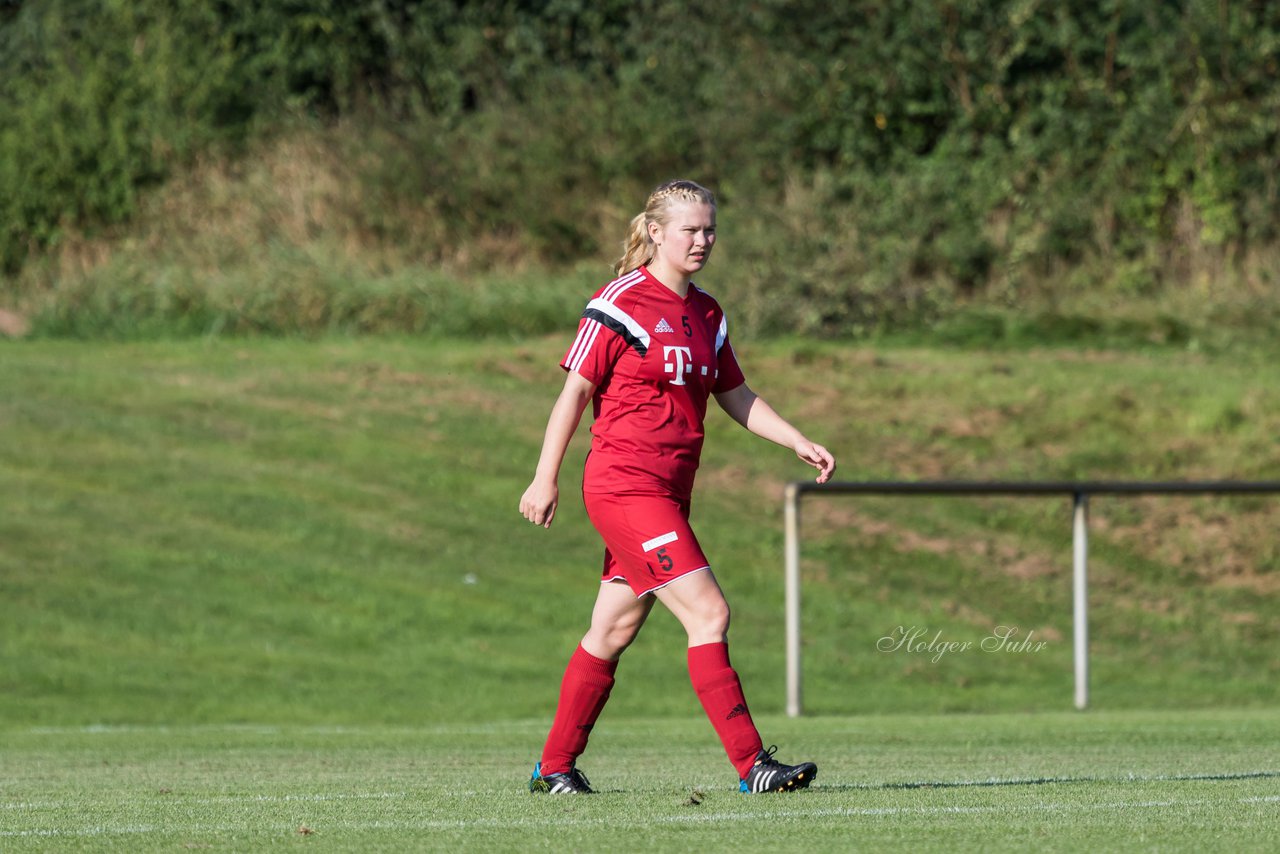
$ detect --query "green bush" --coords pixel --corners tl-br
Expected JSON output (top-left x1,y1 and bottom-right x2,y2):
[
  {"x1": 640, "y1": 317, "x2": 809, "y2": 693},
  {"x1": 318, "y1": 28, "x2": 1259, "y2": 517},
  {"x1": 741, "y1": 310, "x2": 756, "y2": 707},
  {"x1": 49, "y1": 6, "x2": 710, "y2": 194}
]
[
  {"x1": 2, "y1": 1, "x2": 1278, "y2": 338},
  {"x1": 1, "y1": 1, "x2": 240, "y2": 270}
]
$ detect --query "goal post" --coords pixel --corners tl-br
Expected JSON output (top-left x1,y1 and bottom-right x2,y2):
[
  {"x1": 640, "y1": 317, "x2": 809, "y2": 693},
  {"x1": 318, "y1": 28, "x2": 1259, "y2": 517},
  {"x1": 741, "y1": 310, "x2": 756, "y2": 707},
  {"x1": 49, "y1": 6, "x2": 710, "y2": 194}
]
[{"x1": 782, "y1": 480, "x2": 1280, "y2": 717}]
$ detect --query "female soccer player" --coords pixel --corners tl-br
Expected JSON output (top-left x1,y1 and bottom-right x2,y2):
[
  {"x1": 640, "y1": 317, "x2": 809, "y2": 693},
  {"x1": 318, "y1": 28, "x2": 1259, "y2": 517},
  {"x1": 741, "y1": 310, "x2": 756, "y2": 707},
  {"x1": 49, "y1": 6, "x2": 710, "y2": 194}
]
[{"x1": 519, "y1": 179, "x2": 836, "y2": 795}]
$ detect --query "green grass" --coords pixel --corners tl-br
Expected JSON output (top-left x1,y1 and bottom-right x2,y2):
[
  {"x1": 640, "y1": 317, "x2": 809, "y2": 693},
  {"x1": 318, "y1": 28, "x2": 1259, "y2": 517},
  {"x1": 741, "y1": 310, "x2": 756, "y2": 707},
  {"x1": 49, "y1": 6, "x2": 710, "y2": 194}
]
[
  {"x1": 1, "y1": 336, "x2": 1277, "y2": 728},
  {"x1": 14, "y1": 253, "x2": 601, "y2": 340},
  {"x1": 1, "y1": 336, "x2": 1277, "y2": 848},
  {"x1": 2, "y1": 710, "x2": 1277, "y2": 851}
]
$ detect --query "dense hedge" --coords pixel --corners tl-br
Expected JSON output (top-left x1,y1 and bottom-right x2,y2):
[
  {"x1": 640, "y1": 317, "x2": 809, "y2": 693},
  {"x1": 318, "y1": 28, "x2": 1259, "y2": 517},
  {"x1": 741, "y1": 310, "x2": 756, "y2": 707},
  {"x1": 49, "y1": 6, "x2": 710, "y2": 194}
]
[{"x1": 2, "y1": 1, "x2": 1278, "y2": 336}]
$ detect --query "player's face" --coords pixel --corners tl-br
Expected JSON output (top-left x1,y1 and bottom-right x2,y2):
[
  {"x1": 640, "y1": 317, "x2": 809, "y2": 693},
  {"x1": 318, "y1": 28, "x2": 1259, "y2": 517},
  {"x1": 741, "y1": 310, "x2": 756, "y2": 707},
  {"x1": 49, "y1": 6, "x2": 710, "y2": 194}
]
[{"x1": 650, "y1": 202, "x2": 716, "y2": 279}]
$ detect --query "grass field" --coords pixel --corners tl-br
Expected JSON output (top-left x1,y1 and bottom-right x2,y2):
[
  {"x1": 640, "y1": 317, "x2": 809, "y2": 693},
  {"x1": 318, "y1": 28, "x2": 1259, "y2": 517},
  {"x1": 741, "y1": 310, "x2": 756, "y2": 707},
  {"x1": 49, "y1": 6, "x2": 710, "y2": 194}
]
[
  {"x1": 2, "y1": 710, "x2": 1277, "y2": 851},
  {"x1": 1, "y1": 335, "x2": 1277, "y2": 849},
  {"x1": 2, "y1": 336, "x2": 1276, "y2": 726}
]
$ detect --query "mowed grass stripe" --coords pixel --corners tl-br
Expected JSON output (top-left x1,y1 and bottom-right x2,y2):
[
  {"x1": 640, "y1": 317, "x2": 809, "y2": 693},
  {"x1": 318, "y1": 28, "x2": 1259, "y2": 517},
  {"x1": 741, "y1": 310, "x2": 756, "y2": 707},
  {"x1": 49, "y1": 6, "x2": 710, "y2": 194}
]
[
  {"x1": 7, "y1": 771, "x2": 1277, "y2": 815},
  {"x1": 1, "y1": 337, "x2": 1277, "y2": 730},
  {"x1": 2, "y1": 711, "x2": 1276, "y2": 850},
  {"x1": 0, "y1": 791, "x2": 1274, "y2": 837}
]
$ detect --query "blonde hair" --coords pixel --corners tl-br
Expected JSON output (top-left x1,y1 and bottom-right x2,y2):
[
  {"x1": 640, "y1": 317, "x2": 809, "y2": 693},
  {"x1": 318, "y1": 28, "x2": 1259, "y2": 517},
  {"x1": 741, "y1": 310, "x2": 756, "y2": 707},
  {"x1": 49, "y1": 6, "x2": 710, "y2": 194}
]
[{"x1": 614, "y1": 179, "x2": 717, "y2": 276}]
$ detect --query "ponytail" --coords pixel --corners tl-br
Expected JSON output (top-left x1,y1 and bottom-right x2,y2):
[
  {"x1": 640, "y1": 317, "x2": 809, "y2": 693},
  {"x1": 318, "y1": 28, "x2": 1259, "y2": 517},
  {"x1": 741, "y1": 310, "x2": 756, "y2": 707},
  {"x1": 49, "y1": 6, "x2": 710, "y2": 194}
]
[
  {"x1": 613, "y1": 179, "x2": 716, "y2": 277},
  {"x1": 614, "y1": 212, "x2": 654, "y2": 277}
]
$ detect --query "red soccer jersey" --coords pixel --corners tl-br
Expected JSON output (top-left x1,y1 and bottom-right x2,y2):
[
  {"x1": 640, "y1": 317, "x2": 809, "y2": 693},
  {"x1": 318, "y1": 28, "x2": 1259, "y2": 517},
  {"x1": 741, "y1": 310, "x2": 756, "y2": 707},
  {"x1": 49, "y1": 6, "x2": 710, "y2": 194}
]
[{"x1": 560, "y1": 266, "x2": 746, "y2": 499}]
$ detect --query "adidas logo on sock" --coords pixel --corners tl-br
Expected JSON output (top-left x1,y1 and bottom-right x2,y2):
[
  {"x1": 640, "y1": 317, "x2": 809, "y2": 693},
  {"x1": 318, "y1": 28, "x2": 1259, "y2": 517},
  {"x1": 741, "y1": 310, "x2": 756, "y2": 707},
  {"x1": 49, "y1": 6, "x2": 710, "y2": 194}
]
[
  {"x1": 726, "y1": 703, "x2": 750, "y2": 721},
  {"x1": 654, "y1": 317, "x2": 675, "y2": 334}
]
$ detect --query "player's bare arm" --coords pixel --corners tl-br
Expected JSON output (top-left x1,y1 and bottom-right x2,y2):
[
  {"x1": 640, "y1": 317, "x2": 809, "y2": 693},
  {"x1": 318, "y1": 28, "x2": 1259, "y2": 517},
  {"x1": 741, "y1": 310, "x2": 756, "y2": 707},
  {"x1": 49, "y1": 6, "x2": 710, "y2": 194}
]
[
  {"x1": 520, "y1": 370, "x2": 597, "y2": 528},
  {"x1": 714, "y1": 383, "x2": 836, "y2": 483}
]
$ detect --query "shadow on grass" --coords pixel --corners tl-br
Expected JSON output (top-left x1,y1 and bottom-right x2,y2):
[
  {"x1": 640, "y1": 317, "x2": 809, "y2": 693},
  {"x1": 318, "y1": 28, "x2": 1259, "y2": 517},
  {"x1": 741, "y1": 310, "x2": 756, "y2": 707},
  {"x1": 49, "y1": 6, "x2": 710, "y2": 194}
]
[{"x1": 825, "y1": 770, "x2": 1280, "y2": 791}]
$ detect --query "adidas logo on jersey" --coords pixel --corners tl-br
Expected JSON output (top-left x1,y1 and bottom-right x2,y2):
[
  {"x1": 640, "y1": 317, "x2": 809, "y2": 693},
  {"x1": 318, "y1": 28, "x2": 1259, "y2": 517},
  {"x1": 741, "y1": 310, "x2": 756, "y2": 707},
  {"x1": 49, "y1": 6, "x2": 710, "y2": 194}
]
[{"x1": 654, "y1": 317, "x2": 675, "y2": 334}]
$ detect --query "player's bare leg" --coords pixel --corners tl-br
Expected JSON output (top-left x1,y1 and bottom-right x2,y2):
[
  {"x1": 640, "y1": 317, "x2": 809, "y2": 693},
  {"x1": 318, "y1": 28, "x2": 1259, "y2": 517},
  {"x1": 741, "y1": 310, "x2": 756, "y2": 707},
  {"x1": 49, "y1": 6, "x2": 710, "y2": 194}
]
[
  {"x1": 656, "y1": 570, "x2": 817, "y2": 792},
  {"x1": 582, "y1": 579, "x2": 657, "y2": 660},
  {"x1": 652, "y1": 568, "x2": 729, "y2": 646}
]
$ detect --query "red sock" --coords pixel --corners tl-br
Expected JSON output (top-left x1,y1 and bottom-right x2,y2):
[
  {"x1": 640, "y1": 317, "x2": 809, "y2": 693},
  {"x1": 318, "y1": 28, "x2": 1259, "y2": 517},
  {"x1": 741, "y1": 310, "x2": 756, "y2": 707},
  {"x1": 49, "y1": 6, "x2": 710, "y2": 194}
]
[
  {"x1": 688, "y1": 642, "x2": 763, "y2": 778},
  {"x1": 539, "y1": 645, "x2": 618, "y2": 775}
]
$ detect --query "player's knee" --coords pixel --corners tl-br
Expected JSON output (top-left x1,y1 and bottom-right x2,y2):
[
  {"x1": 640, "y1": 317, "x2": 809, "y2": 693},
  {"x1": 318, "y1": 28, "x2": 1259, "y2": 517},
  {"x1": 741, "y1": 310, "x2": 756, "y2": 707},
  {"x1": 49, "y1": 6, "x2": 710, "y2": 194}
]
[
  {"x1": 586, "y1": 616, "x2": 643, "y2": 659},
  {"x1": 695, "y1": 597, "x2": 731, "y2": 638},
  {"x1": 605, "y1": 622, "x2": 642, "y2": 656}
]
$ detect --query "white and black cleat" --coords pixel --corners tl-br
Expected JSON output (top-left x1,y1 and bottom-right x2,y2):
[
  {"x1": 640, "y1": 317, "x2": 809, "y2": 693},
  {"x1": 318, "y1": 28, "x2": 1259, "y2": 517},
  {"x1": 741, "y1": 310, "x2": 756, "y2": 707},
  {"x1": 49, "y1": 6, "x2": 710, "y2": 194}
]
[
  {"x1": 739, "y1": 745, "x2": 817, "y2": 793},
  {"x1": 529, "y1": 761, "x2": 594, "y2": 794}
]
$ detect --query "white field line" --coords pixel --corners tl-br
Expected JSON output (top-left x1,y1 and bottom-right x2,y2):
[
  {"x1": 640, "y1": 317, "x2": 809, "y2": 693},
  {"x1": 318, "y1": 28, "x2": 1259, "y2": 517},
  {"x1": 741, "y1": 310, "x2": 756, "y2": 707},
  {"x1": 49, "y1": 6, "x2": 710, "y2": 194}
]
[
  {"x1": 0, "y1": 791, "x2": 410, "y2": 811},
  {"x1": 2, "y1": 793, "x2": 1277, "y2": 838},
  {"x1": 3, "y1": 771, "x2": 1275, "y2": 814},
  {"x1": 23, "y1": 721, "x2": 549, "y2": 736},
  {"x1": 227, "y1": 792, "x2": 409, "y2": 804}
]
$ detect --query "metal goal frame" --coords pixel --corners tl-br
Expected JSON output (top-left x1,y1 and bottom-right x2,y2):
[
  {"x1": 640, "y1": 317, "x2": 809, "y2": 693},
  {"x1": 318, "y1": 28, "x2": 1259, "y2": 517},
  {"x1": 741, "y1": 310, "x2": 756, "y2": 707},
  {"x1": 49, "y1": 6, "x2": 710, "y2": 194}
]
[{"x1": 783, "y1": 480, "x2": 1280, "y2": 717}]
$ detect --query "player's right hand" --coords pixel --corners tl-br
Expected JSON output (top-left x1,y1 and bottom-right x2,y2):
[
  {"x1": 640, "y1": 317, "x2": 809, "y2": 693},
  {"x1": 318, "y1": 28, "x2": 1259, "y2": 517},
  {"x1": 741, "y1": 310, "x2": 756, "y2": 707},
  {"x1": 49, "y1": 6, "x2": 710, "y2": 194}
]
[{"x1": 519, "y1": 479, "x2": 559, "y2": 529}]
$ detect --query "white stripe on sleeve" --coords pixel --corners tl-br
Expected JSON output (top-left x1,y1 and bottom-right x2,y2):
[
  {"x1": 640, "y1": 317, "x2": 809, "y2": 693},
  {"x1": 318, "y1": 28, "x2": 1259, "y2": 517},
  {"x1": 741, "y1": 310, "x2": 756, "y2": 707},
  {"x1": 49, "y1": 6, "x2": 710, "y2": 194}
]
[
  {"x1": 567, "y1": 321, "x2": 603, "y2": 372},
  {"x1": 564, "y1": 319, "x2": 595, "y2": 369},
  {"x1": 602, "y1": 269, "x2": 644, "y2": 302}
]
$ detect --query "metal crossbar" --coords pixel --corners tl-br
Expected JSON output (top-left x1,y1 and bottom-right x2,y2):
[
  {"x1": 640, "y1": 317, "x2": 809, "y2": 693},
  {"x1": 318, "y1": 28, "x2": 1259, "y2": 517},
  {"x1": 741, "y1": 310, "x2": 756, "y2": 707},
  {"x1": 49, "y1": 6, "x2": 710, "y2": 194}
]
[{"x1": 783, "y1": 480, "x2": 1280, "y2": 717}]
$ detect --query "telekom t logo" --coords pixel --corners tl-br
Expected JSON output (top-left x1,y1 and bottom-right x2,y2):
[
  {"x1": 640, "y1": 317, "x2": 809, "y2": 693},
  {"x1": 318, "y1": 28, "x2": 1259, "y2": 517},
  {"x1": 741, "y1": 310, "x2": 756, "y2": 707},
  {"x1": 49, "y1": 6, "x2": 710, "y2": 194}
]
[{"x1": 663, "y1": 346, "x2": 693, "y2": 385}]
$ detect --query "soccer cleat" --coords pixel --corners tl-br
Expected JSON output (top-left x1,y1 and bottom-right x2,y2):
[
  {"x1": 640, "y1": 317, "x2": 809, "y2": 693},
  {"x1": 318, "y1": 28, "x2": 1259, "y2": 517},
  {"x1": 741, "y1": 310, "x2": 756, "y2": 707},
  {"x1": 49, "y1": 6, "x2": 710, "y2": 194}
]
[
  {"x1": 529, "y1": 761, "x2": 594, "y2": 794},
  {"x1": 739, "y1": 745, "x2": 817, "y2": 793}
]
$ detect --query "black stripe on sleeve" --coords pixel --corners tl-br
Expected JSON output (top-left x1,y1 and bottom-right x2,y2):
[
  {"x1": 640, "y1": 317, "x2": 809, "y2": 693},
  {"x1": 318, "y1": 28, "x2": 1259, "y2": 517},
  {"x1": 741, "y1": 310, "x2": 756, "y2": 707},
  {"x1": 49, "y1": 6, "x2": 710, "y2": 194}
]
[{"x1": 582, "y1": 308, "x2": 648, "y2": 357}]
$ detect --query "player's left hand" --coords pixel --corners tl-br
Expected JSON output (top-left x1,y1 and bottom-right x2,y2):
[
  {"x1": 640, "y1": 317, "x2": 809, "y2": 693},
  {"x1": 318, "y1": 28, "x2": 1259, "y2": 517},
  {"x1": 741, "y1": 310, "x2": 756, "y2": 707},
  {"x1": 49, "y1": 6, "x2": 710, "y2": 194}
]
[{"x1": 794, "y1": 440, "x2": 836, "y2": 483}]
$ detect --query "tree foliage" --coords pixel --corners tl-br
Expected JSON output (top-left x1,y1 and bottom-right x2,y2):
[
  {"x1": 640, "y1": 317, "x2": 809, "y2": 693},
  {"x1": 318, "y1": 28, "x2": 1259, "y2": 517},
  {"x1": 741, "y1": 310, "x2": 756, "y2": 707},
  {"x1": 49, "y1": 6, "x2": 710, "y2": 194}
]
[{"x1": 2, "y1": 0, "x2": 1278, "y2": 334}]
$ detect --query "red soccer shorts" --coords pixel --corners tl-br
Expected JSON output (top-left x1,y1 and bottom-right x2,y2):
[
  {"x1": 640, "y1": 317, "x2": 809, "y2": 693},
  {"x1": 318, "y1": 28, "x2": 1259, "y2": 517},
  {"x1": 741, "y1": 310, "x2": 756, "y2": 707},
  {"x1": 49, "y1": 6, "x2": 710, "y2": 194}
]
[{"x1": 583, "y1": 491, "x2": 711, "y2": 597}]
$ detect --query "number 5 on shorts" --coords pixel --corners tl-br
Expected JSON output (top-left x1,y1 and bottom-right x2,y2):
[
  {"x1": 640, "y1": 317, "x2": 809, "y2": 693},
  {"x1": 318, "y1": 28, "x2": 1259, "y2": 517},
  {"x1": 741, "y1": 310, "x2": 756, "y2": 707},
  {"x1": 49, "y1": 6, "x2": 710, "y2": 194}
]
[{"x1": 655, "y1": 547, "x2": 674, "y2": 571}]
